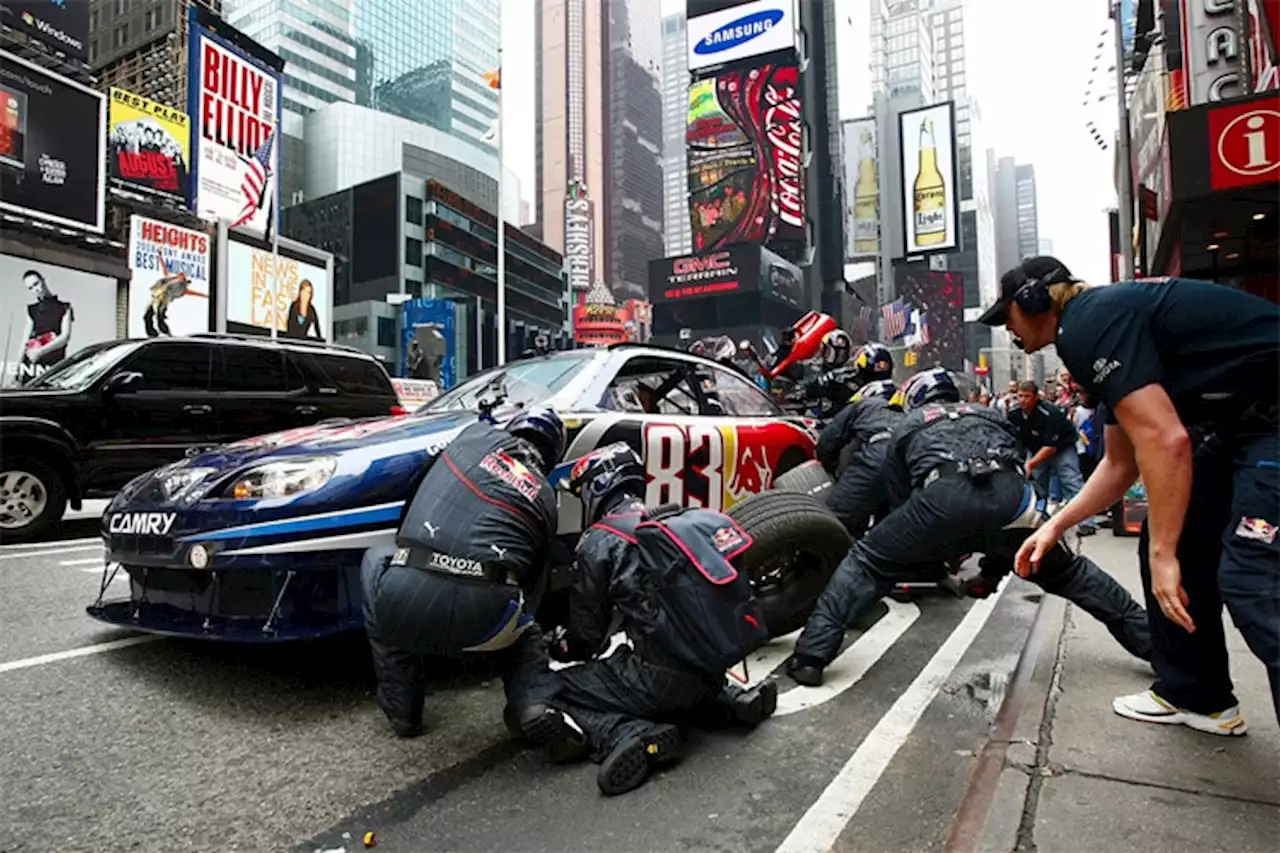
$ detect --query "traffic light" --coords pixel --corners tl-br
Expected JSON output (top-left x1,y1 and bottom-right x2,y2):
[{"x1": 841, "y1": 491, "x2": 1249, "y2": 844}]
[{"x1": 904, "y1": 349, "x2": 919, "y2": 368}]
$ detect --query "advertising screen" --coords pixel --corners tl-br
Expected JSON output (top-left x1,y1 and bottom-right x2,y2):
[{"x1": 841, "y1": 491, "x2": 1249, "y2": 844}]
[
  {"x1": 893, "y1": 263, "x2": 965, "y2": 371},
  {"x1": 188, "y1": 9, "x2": 284, "y2": 240},
  {"x1": 3, "y1": 0, "x2": 88, "y2": 60},
  {"x1": 400, "y1": 298, "x2": 457, "y2": 389},
  {"x1": 687, "y1": 64, "x2": 804, "y2": 254},
  {"x1": 108, "y1": 88, "x2": 191, "y2": 202},
  {"x1": 0, "y1": 254, "x2": 117, "y2": 386},
  {"x1": 649, "y1": 246, "x2": 762, "y2": 303},
  {"x1": 564, "y1": 182, "x2": 594, "y2": 293},
  {"x1": 127, "y1": 216, "x2": 211, "y2": 338},
  {"x1": 842, "y1": 117, "x2": 880, "y2": 261},
  {"x1": 0, "y1": 51, "x2": 106, "y2": 232},
  {"x1": 225, "y1": 240, "x2": 331, "y2": 341},
  {"x1": 899, "y1": 102, "x2": 959, "y2": 256},
  {"x1": 687, "y1": 0, "x2": 798, "y2": 72}
]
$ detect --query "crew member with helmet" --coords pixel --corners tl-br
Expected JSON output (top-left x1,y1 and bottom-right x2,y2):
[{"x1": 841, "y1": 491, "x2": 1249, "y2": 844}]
[
  {"x1": 980, "y1": 256, "x2": 1279, "y2": 731},
  {"x1": 786, "y1": 368, "x2": 1151, "y2": 686},
  {"x1": 360, "y1": 406, "x2": 567, "y2": 738},
  {"x1": 815, "y1": 342, "x2": 897, "y2": 476},
  {"x1": 794, "y1": 330, "x2": 860, "y2": 417},
  {"x1": 822, "y1": 380, "x2": 902, "y2": 537},
  {"x1": 532, "y1": 443, "x2": 777, "y2": 796}
]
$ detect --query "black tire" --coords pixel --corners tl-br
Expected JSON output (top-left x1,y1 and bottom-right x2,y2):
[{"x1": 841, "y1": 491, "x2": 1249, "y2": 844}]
[
  {"x1": 0, "y1": 456, "x2": 68, "y2": 544},
  {"x1": 774, "y1": 460, "x2": 834, "y2": 505},
  {"x1": 728, "y1": 490, "x2": 850, "y2": 638}
]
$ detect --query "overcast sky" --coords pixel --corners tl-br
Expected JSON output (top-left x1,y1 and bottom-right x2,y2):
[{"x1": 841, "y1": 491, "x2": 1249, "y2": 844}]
[{"x1": 499, "y1": 0, "x2": 1119, "y2": 286}]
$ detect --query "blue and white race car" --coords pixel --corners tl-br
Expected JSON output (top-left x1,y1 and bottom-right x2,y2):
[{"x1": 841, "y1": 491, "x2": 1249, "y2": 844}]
[{"x1": 88, "y1": 344, "x2": 826, "y2": 642}]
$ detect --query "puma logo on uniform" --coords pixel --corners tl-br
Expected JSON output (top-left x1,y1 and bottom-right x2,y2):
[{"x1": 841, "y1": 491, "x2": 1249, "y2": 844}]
[{"x1": 422, "y1": 520, "x2": 439, "y2": 538}]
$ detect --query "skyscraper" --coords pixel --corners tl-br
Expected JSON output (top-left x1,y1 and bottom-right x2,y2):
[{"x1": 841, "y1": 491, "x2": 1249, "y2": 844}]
[
  {"x1": 88, "y1": 0, "x2": 223, "y2": 110},
  {"x1": 661, "y1": 11, "x2": 691, "y2": 256},
  {"x1": 536, "y1": 0, "x2": 662, "y2": 302},
  {"x1": 992, "y1": 156, "x2": 1040, "y2": 273}
]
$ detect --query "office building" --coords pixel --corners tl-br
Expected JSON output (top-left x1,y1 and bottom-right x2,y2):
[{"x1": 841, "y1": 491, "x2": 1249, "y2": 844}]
[
  {"x1": 284, "y1": 174, "x2": 568, "y2": 377},
  {"x1": 660, "y1": 11, "x2": 691, "y2": 256},
  {"x1": 88, "y1": 0, "x2": 222, "y2": 109},
  {"x1": 992, "y1": 156, "x2": 1039, "y2": 274}
]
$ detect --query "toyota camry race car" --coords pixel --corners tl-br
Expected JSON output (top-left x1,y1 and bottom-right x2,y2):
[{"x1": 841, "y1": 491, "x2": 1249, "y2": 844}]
[{"x1": 88, "y1": 344, "x2": 823, "y2": 642}]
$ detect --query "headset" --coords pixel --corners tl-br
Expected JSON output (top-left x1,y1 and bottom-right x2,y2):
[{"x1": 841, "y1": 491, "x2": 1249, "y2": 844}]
[{"x1": 1007, "y1": 264, "x2": 1072, "y2": 316}]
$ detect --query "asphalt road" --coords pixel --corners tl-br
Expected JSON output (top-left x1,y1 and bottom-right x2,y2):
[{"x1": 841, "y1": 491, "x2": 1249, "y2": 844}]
[{"x1": 0, "y1": 510, "x2": 1055, "y2": 853}]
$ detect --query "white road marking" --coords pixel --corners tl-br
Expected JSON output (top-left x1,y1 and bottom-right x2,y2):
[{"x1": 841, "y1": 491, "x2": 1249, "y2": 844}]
[
  {"x1": 0, "y1": 635, "x2": 162, "y2": 675},
  {"x1": 0, "y1": 544, "x2": 102, "y2": 561},
  {"x1": 0, "y1": 536, "x2": 100, "y2": 552},
  {"x1": 774, "y1": 588, "x2": 1004, "y2": 853},
  {"x1": 60, "y1": 557, "x2": 104, "y2": 567}
]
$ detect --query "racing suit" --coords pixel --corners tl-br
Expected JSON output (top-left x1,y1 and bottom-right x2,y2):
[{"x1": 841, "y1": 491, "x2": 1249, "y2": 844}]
[
  {"x1": 793, "y1": 403, "x2": 1151, "y2": 670},
  {"x1": 361, "y1": 421, "x2": 558, "y2": 735},
  {"x1": 553, "y1": 496, "x2": 762, "y2": 762},
  {"x1": 798, "y1": 364, "x2": 864, "y2": 420},
  {"x1": 817, "y1": 398, "x2": 904, "y2": 537}
]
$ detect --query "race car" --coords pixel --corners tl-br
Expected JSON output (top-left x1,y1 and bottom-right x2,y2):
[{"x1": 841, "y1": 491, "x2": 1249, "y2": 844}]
[{"x1": 88, "y1": 344, "x2": 822, "y2": 642}]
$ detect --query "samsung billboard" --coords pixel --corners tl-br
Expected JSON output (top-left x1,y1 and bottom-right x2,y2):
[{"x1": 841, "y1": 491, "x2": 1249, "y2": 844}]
[{"x1": 687, "y1": 0, "x2": 799, "y2": 72}]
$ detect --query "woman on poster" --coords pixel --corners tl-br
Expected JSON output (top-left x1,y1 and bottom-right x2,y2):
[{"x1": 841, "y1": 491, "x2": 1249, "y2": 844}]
[{"x1": 283, "y1": 279, "x2": 322, "y2": 340}]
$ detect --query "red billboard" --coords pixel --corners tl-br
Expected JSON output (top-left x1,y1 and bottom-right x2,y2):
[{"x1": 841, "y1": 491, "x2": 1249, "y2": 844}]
[
  {"x1": 686, "y1": 64, "x2": 805, "y2": 254},
  {"x1": 1208, "y1": 96, "x2": 1280, "y2": 191}
]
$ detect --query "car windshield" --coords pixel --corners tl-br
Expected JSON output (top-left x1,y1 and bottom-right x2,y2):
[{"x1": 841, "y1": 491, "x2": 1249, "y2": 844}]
[
  {"x1": 23, "y1": 341, "x2": 139, "y2": 391},
  {"x1": 422, "y1": 353, "x2": 594, "y2": 412}
]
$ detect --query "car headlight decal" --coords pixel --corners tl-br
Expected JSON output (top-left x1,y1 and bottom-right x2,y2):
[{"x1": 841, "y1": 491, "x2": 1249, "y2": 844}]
[{"x1": 220, "y1": 457, "x2": 338, "y2": 500}]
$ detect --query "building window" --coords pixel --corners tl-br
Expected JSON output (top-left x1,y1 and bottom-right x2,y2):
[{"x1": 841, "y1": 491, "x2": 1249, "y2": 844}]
[
  {"x1": 376, "y1": 317, "x2": 397, "y2": 348},
  {"x1": 406, "y1": 280, "x2": 423, "y2": 298},
  {"x1": 405, "y1": 196, "x2": 423, "y2": 226},
  {"x1": 405, "y1": 237, "x2": 423, "y2": 267},
  {"x1": 334, "y1": 317, "x2": 369, "y2": 342}
]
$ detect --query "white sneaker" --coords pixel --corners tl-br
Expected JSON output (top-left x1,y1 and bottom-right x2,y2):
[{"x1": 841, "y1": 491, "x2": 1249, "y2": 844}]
[{"x1": 1112, "y1": 690, "x2": 1248, "y2": 736}]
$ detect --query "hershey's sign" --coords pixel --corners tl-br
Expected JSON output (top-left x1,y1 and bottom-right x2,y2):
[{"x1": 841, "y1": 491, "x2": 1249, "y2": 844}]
[{"x1": 564, "y1": 191, "x2": 594, "y2": 292}]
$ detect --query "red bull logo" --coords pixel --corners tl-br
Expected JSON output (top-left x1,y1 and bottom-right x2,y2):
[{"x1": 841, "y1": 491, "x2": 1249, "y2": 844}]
[
  {"x1": 480, "y1": 451, "x2": 541, "y2": 503},
  {"x1": 1235, "y1": 516, "x2": 1277, "y2": 544},
  {"x1": 727, "y1": 442, "x2": 774, "y2": 500}
]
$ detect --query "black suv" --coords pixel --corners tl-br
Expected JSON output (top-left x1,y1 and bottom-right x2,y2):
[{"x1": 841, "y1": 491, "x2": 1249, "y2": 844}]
[{"x1": 0, "y1": 334, "x2": 403, "y2": 543}]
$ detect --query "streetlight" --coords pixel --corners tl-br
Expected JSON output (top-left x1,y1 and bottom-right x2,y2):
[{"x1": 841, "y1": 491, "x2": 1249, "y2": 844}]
[{"x1": 483, "y1": 45, "x2": 506, "y2": 366}]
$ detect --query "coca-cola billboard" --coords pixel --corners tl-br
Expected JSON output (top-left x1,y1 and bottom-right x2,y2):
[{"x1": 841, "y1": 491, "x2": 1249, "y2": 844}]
[{"x1": 686, "y1": 63, "x2": 806, "y2": 254}]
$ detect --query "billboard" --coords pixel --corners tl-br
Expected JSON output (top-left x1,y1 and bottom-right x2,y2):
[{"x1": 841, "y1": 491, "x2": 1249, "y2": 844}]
[
  {"x1": 649, "y1": 246, "x2": 762, "y2": 302},
  {"x1": 1184, "y1": 0, "x2": 1247, "y2": 104},
  {"x1": 687, "y1": 0, "x2": 798, "y2": 72},
  {"x1": 188, "y1": 9, "x2": 284, "y2": 240},
  {"x1": 891, "y1": 263, "x2": 965, "y2": 371},
  {"x1": 2, "y1": 0, "x2": 88, "y2": 60},
  {"x1": 108, "y1": 88, "x2": 191, "y2": 202},
  {"x1": 400, "y1": 298, "x2": 457, "y2": 389},
  {"x1": 564, "y1": 181, "x2": 594, "y2": 292},
  {"x1": 127, "y1": 216, "x2": 212, "y2": 338},
  {"x1": 0, "y1": 51, "x2": 106, "y2": 233},
  {"x1": 0, "y1": 254, "x2": 117, "y2": 386},
  {"x1": 899, "y1": 101, "x2": 959, "y2": 256},
  {"x1": 842, "y1": 116, "x2": 880, "y2": 261},
  {"x1": 225, "y1": 240, "x2": 331, "y2": 341},
  {"x1": 687, "y1": 64, "x2": 805, "y2": 254}
]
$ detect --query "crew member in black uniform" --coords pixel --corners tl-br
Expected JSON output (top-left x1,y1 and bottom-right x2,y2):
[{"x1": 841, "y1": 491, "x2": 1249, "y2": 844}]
[
  {"x1": 1008, "y1": 380, "x2": 1097, "y2": 534},
  {"x1": 360, "y1": 406, "x2": 567, "y2": 738},
  {"x1": 820, "y1": 380, "x2": 901, "y2": 537},
  {"x1": 814, "y1": 342, "x2": 896, "y2": 474},
  {"x1": 786, "y1": 368, "x2": 1151, "y2": 686},
  {"x1": 532, "y1": 443, "x2": 777, "y2": 796},
  {"x1": 980, "y1": 256, "x2": 1279, "y2": 732}
]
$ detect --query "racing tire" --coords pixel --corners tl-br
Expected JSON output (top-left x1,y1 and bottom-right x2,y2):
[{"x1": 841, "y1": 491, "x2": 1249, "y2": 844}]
[
  {"x1": 773, "y1": 460, "x2": 834, "y2": 505},
  {"x1": 0, "y1": 456, "x2": 67, "y2": 545},
  {"x1": 727, "y1": 491, "x2": 850, "y2": 638}
]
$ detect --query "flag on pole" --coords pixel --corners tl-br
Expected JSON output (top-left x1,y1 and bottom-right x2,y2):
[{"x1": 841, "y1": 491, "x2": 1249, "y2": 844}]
[
  {"x1": 919, "y1": 311, "x2": 932, "y2": 345},
  {"x1": 482, "y1": 68, "x2": 501, "y2": 89},
  {"x1": 880, "y1": 299, "x2": 907, "y2": 340},
  {"x1": 232, "y1": 131, "x2": 274, "y2": 230}
]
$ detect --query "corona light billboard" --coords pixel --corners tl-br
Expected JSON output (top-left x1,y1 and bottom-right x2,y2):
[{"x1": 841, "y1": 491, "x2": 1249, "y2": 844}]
[{"x1": 899, "y1": 101, "x2": 959, "y2": 256}]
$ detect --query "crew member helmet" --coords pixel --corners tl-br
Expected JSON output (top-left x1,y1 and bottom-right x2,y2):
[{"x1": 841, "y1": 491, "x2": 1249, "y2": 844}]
[
  {"x1": 564, "y1": 442, "x2": 646, "y2": 526},
  {"x1": 850, "y1": 379, "x2": 897, "y2": 405},
  {"x1": 820, "y1": 329, "x2": 853, "y2": 368},
  {"x1": 890, "y1": 368, "x2": 961, "y2": 411},
  {"x1": 506, "y1": 405, "x2": 567, "y2": 473},
  {"x1": 851, "y1": 343, "x2": 894, "y2": 386}
]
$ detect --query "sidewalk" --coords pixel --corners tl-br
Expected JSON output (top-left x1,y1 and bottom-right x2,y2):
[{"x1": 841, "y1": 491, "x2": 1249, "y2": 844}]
[{"x1": 972, "y1": 533, "x2": 1280, "y2": 853}]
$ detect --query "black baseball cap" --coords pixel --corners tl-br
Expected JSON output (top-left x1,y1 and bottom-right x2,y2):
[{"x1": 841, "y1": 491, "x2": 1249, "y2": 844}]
[{"x1": 977, "y1": 256, "x2": 1078, "y2": 326}]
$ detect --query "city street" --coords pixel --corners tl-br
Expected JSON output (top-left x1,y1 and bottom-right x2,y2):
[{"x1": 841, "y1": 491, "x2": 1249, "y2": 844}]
[{"x1": 2, "y1": 519, "x2": 1276, "y2": 853}]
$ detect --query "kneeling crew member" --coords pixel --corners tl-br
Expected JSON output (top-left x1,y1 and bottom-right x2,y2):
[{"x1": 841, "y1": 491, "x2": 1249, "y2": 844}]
[
  {"x1": 815, "y1": 343, "x2": 897, "y2": 475},
  {"x1": 361, "y1": 407, "x2": 566, "y2": 737},
  {"x1": 787, "y1": 369, "x2": 1151, "y2": 687},
  {"x1": 534, "y1": 443, "x2": 776, "y2": 796},
  {"x1": 821, "y1": 379, "x2": 902, "y2": 537}
]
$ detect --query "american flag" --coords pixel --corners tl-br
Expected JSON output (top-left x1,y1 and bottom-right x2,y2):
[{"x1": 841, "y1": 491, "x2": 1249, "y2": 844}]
[
  {"x1": 919, "y1": 311, "x2": 932, "y2": 345},
  {"x1": 232, "y1": 131, "x2": 275, "y2": 230},
  {"x1": 881, "y1": 299, "x2": 907, "y2": 340}
]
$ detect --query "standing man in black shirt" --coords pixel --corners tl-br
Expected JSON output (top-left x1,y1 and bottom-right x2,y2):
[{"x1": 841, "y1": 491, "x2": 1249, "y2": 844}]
[
  {"x1": 980, "y1": 257, "x2": 1279, "y2": 734},
  {"x1": 1008, "y1": 380, "x2": 1097, "y2": 534}
]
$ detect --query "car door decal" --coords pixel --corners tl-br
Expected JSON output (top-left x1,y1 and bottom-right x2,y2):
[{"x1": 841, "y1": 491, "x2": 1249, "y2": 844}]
[{"x1": 642, "y1": 422, "x2": 796, "y2": 511}]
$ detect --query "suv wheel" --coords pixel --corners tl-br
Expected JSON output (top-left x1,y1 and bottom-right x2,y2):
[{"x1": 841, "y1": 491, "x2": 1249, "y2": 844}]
[{"x1": 0, "y1": 458, "x2": 67, "y2": 544}]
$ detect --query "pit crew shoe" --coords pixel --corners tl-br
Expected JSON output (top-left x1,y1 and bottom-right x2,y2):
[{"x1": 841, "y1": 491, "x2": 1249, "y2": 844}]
[
  {"x1": 723, "y1": 681, "x2": 778, "y2": 728},
  {"x1": 386, "y1": 716, "x2": 424, "y2": 739},
  {"x1": 518, "y1": 705, "x2": 591, "y2": 764},
  {"x1": 786, "y1": 655, "x2": 825, "y2": 687},
  {"x1": 1113, "y1": 691, "x2": 1248, "y2": 736},
  {"x1": 597, "y1": 724, "x2": 682, "y2": 797}
]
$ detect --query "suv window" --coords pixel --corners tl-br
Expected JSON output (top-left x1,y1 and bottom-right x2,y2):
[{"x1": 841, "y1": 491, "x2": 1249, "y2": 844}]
[
  {"x1": 604, "y1": 356, "x2": 701, "y2": 416},
  {"x1": 299, "y1": 352, "x2": 393, "y2": 396},
  {"x1": 124, "y1": 343, "x2": 212, "y2": 391},
  {"x1": 214, "y1": 346, "x2": 298, "y2": 394},
  {"x1": 702, "y1": 366, "x2": 781, "y2": 417}
]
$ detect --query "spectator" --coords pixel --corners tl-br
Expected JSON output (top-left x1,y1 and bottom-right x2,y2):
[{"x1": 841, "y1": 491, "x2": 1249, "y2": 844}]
[{"x1": 1009, "y1": 380, "x2": 1097, "y2": 535}]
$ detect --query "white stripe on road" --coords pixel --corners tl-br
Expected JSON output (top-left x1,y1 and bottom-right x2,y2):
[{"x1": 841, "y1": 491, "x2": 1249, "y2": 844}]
[
  {"x1": 0, "y1": 636, "x2": 162, "y2": 675},
  {"x1": 0, "y1": 544, "x2": 102, "y2": 561},
  {"x1": 774, "y1": 588, "x2": 1004, "y2": 853},
  {"x1": 60, "y1": 557, "x2": 104, "y2": 567},
  {"x1": 0, "y1": 536, "x2": 100, "y2": 552}
]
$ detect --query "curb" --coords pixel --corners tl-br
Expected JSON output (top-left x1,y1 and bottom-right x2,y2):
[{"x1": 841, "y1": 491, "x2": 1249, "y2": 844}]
[{"x1": 943, "y1": 588, "x2": 1068, "y2": 853}]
